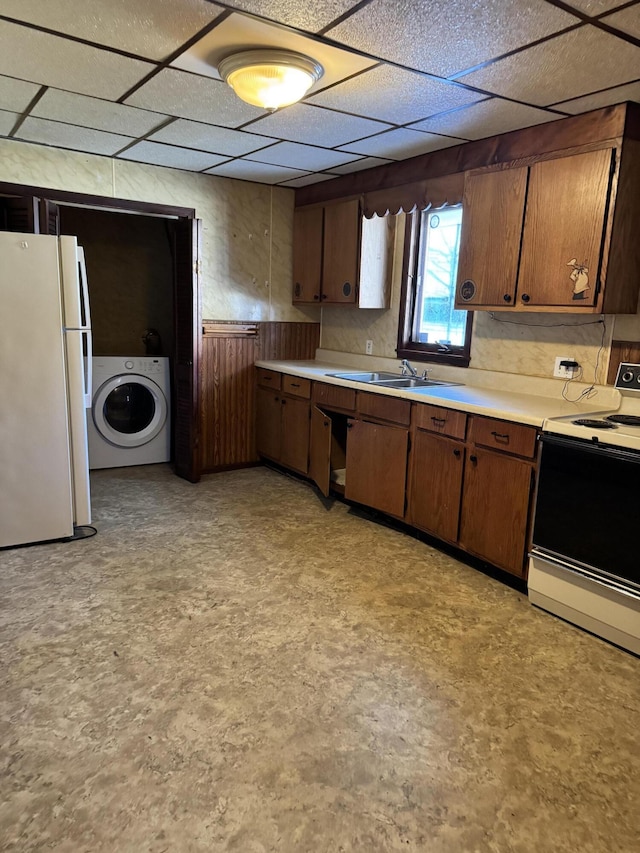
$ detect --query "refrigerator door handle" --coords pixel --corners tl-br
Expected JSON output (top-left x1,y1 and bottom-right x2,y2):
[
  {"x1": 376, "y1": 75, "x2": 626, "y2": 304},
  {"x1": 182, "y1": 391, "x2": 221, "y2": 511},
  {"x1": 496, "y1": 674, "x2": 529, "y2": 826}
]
[
  {"x1": 83, "y1": 328, "x2": 93, "y2": 408},
  {"x1": 77, "y1": 245, "x2": 91, "y2": 331}
]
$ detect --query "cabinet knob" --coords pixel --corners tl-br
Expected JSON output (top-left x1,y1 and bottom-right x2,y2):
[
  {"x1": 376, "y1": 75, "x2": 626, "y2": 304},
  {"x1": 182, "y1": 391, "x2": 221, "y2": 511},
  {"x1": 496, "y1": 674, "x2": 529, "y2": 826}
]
[
  {"x1": 521, "y1": 293, "x2": 531, "y2": 303},
  {"x1": 313, "y1": 294, "x2": 319, "y2": 301},
  {"x1": 470, "y1": 454, "x2": 477, "y2": 463},
  {"x1": 342, "y1": 282, "x2": 352, "y2": 297},
  {"x1": 503, "y1": 294, "x2": 512, "y2": 303},
  {"x1": 453, "y1": 449, "x2": 461, "y2": 457},
  {"x1": 321, "y1": 293, "x2": 327, "y2": 300},
  {"x1": 281, "y1": 399, "x2": 286, "y2": 405}
]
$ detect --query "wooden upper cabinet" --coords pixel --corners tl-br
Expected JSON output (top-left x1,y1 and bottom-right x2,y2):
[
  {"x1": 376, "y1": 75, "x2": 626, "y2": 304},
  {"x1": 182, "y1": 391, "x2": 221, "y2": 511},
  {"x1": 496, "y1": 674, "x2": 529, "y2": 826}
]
[
  {"x1": 293, "y1": 199, "x2": 396, "y2": 308},
  {"x1": 456, "y1": 167, "x2": 527, "y2": 308},
  {"x1": 454, "y1": 144, "x2": 640, "y2": 313},
  {"x1": 292, "y1": 206, "x2": 323, "y2": 304},
  {"x1": 517, "y1": 148, "x2": 613, "y2": 308},
  {"x1": 322, "y1": 198, "x2": 361, "y2": 303}
]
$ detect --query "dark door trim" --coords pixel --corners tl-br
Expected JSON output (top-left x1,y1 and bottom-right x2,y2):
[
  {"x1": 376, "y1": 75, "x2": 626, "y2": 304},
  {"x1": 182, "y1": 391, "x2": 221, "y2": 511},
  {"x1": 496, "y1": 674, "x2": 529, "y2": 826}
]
[{"x1": 0, "y1": 180, "x2": 195, "y2": 219}]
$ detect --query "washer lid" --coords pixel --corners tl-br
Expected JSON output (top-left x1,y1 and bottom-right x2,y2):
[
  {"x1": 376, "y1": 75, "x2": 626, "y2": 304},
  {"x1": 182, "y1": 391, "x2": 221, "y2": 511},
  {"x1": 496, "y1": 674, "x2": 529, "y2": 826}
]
[{"x1": 93, "y1": 374, "x2": 167, "y2": 448}]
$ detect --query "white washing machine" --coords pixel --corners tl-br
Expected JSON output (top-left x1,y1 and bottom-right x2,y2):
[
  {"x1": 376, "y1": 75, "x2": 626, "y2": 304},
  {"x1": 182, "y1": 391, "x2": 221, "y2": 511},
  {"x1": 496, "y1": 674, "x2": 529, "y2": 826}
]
[{"x1": 87, "y1": 356, "x2": 171, "y2": 469}]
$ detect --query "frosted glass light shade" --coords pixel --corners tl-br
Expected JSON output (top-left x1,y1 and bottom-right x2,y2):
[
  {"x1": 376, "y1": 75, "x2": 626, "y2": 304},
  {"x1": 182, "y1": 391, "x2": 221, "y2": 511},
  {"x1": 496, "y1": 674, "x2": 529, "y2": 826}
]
[{"x1": 218, "y1": 50, "x2": 324, "y2": 111}]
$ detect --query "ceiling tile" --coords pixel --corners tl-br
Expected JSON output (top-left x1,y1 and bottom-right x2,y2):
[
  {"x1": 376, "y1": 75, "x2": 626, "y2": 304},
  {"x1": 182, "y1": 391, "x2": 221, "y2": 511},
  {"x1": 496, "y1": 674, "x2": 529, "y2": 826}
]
[
  {"x1": 0, "y1": 110, "x2": 19, "y2": 136},
  {"x1": 170, "y1": 12, "x2": 375, "y2": 89},
  {"x1": 246, "y1": 141, "x2": 360, "y2": 170},
  {"x1": 117, "y1": 140, "x2": 229, "y2": 171},
  {"x1": 307, "y1": 64, "x2": 483, "y2": 125},
  {"x1": 330, "y1": 156, "x2": 394, "y2": 174},
  {"x1": 126, "y1": 68, "x2": 265, "y2": 127},
  {"x1": 279, "y1": 173, "x2": 339, "y2": 187},
  {"x1": 0, "y1": 0, "x2": 227, "y2": 61},
  {"x1": 562, "y1": 0, "x2": 630, "y2": 15},
  {"x1": 247, "y1": 103, "x2": 391, "y2": 147},
  {"x1": 0, "y1": 20, "x2": 153, "y2": 100},
  {"x1": 409, "y1": 99, "x2": 559, "y2": 140},
  {"x1": 458, "y1": 26, "x2": 640, "y2": 106},
  {"x1": 324, "y1": 0, "x2": 578, "y2": 78},
  {"x1": 339, "y1": 127, "x2": 460, "y2": 159},
  {"x1": 553, "y1": 80, "x2": 640, "y2": 113},
  {"x1": 14, "y1": 116, "x2": 132, "y2": 155},
  {"x1": 204, "y1": 160, "x2": 309, "y2": 183},
  {"x1": 214, "y1": 1, "x2": 357, "y2": 32},
  {"x1": 601, "y1": 6, "x2": 640, "y2": 39},
  {"x1": 148, "y1": 118, "x2": 275, "y2": 156},
  {"x1": 31, "y1": 89, "x2": 168, "y2": 137},
  {"x1": 0, "y1": 75, "x2": 41, "y2": 113}
]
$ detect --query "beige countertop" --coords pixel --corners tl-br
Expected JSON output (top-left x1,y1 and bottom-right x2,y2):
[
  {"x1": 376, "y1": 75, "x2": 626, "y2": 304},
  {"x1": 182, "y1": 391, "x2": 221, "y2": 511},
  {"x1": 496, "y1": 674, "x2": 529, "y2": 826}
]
[{"x1": 255, "y1": 358, "x2": 615, "y2": 427}]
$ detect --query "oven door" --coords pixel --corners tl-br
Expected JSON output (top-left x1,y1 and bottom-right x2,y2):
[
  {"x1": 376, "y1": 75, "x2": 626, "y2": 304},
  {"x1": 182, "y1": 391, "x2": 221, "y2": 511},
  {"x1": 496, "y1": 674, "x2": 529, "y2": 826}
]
[{"x1": 532, "y1": 434, "x2": 640, "y2": 591}]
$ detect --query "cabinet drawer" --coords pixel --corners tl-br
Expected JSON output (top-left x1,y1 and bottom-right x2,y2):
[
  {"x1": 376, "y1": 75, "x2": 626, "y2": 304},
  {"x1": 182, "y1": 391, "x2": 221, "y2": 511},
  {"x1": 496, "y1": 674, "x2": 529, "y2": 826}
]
[
  {"x1": 470, "y1": 416, "x2": 537, "y2": 458},
  {"x1": 256, "y1": 368, "x2": 282, "y2": 390},
  {"x1": 357, "y1": 391, "x2": 411, "y2": 426},
  {"x1": 413, "y1": 403, "x2": 467, "y2": 439},
  {"x1": 282, "y1": 375, "x2": 311, "y2": 399},
  {"x1": 312, "y1": 382, "x2": 356, "y2": 412}
]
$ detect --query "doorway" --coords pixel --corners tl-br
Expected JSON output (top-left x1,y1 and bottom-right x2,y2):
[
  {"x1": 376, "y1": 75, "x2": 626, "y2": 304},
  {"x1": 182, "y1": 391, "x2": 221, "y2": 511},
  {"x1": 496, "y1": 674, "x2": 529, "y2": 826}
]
[{"x1": 0, "y1": 184, "x2": 201, "y2": 482}]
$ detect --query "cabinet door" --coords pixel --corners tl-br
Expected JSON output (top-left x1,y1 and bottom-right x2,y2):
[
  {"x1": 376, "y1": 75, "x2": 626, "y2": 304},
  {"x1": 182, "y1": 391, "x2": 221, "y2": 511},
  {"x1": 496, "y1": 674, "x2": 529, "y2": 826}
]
[
  {"x1": 408, "y1": 431, "x2": 464, "y2": 544},
  {"x1": 459, "y1": 448, "x2": 533, "y2": 577},
  {"x1": 256, "y1": 388, "x2": 282, "y2": 461},
  {"x1": 322, "y1": 199, "x2": 360, "y2": 304},
  {"x1": 345, "y1": 419, "x2": 408, "y2": 518},
  {"x1": 280, "y1": 396, "x2": 310, "y2": 474},
  {"x1": 293, "y1": 206, "x2": 323, "y2": 303},
  {"x1": 309, "y1": 405, "x2": 332, "y2": 497},
  {"x1": 517, "y1": 148, "x2": 614, "y2": 308},
  {"x1": 455, "y1": 167, "x2": 527, "y2": 308}
]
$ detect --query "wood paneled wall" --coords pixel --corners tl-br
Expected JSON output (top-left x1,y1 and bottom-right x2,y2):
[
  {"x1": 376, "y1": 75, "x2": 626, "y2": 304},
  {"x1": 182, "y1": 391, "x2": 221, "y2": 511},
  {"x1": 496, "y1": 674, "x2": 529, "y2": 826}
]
[{"x1": 200, "y1": 321, "x2": 320, "y2": 473}]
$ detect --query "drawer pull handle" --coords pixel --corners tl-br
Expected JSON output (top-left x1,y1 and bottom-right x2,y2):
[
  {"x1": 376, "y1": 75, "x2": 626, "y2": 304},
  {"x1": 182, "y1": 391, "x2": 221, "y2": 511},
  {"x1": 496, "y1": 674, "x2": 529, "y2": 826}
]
[
  {"x1": 431, "y1": 416, "x2": 446, "y2": 425},
  {"x1": 291, "y1": 382, "x2": 300, "y2": 387},
  {"x1": 491, "y1": 431, "x2": 509, "y2": 440}
]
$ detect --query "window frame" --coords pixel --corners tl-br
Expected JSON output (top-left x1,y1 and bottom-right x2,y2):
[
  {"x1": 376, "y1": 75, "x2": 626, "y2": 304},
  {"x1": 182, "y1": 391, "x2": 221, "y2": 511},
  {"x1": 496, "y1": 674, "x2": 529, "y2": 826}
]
[{"x1": 397, "y1": 206, "x2": 472, "y2": 368}]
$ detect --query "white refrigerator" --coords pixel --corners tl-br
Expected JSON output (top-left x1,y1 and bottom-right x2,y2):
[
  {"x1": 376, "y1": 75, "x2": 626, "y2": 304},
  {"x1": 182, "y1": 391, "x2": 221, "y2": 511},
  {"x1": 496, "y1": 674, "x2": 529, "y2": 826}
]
[{"x1": 1, "y1": 232, "x2": 92, "y2": 548}]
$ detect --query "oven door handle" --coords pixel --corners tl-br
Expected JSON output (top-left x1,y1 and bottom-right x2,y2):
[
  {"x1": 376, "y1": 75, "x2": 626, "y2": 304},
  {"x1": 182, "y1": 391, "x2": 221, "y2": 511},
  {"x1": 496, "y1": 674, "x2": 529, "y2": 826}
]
[{"x1": 540, "y1": 432, "x2": 640, "y2": 464}]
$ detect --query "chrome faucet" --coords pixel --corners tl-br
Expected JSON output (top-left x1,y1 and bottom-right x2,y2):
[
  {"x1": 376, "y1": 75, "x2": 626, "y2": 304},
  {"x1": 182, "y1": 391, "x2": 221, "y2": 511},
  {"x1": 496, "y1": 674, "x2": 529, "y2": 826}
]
[{"x1": 400, "y1": 359, "x2": 418, "y2": 377}]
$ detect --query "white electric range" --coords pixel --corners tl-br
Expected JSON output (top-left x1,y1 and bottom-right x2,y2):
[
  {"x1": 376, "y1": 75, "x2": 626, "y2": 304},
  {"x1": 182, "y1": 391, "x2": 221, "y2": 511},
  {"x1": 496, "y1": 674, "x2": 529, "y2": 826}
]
[{"x1": 528, "y1": 363, "x2": 640, "y2": 656}]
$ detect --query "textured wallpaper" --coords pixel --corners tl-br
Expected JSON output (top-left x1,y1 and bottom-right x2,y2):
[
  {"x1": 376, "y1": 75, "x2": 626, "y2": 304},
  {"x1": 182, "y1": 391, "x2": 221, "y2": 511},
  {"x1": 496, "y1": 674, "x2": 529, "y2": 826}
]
[{"x1": 0, "y1": 137, "x2": 320, "y2": 325}]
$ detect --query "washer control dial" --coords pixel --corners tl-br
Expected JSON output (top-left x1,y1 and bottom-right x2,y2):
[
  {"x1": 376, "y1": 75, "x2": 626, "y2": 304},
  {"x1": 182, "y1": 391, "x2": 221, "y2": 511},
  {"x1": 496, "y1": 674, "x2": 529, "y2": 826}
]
[{"x1": 125, "y1": 360, "x2": 134, "y2": 370}]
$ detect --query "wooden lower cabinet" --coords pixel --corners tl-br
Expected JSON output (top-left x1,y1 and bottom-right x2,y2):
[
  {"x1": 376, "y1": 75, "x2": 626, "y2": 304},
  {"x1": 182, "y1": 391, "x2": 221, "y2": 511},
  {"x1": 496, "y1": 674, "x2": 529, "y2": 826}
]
[
  {"x1": 261, "y1": 375, "x2": 537, "y2": 579},
  {"x1": 280, "y1": 396, "x2": 310, "y2": 473},
  {"x1": 256, "y1": 387, "x2": 310, "y2": 475},
  {"x1": 458, "y1": 447, "x2": 534, "y2": 576},
  {"x1": 256, "y1": 388, "x2": 282, "y2": 461},
  {"x1": 408, "y1": 430, "x2": 464, "y2": 544},
  {"x1": 345, "y1": 418, "x2": 408, "y2": 519}
]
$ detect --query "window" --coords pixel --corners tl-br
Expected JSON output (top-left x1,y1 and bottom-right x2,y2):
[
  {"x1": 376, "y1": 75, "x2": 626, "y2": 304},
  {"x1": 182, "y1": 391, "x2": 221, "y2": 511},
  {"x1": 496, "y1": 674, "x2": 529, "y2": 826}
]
[{"x1": 398, "y1": 205, "x2": 472, "y2": 367}]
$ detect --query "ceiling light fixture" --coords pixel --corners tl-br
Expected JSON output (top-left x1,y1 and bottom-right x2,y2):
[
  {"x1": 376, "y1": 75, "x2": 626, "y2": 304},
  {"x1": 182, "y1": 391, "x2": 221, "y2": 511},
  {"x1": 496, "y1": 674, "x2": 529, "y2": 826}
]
[{"x1": 218, "y1": 49, "x2": 324, "y2": 112}]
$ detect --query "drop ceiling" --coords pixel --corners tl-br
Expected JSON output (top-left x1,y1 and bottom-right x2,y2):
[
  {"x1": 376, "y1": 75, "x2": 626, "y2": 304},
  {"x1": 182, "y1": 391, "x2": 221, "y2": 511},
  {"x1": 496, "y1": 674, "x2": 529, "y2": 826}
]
[{"x1": 0, "y1": 0, "x2": 638, "y2": 187}]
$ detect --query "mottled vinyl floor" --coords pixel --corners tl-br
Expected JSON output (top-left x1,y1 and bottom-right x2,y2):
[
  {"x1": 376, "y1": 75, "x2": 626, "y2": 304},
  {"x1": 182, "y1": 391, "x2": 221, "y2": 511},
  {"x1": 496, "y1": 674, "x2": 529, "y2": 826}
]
[{"x1": 1, "y1": 465, "x2": 639, "y2": 852}]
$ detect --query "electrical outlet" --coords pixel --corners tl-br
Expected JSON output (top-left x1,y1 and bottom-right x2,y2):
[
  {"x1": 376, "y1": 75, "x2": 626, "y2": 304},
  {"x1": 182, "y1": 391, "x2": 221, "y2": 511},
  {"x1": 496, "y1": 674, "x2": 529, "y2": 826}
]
[
  {"x1": 554, "y1": 356, "x2": 577, "y2": 379},
  {"x1": 365, "y1": 340, "x2": 373, "y2": 355}
]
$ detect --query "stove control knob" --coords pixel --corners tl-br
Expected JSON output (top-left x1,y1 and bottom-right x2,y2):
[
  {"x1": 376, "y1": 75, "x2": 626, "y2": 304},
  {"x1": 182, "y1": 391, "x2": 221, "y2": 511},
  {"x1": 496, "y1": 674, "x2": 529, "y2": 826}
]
[
  {"x1": 622, "y1": 370, "x2": 634, "y2": 383},
  {"x1": 125, "y1": 360, "x2": 134, "y2": 370}
]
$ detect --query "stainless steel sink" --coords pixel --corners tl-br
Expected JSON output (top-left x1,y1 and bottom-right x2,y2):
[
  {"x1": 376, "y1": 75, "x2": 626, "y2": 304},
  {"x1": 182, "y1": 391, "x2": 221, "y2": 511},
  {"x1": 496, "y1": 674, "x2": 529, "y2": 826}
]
[
  {"x1": 370, "y1": 377, "x2": 461, "y2": 388},
  {"x1": 327, "y1": 371, "x2": 461, "y2": 388},
  {"x1": 327, "y1": 371, "x2": 403, "y2": 382}
]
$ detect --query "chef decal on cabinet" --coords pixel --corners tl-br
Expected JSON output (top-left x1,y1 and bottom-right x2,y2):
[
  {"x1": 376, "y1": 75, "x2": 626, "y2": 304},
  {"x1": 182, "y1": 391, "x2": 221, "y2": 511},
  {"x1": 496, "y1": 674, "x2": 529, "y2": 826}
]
[{"x1": 567, "y1": 258, "x2": 590, "y2": 301}]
